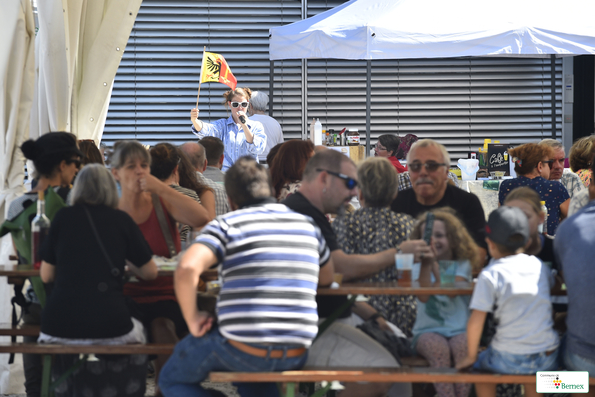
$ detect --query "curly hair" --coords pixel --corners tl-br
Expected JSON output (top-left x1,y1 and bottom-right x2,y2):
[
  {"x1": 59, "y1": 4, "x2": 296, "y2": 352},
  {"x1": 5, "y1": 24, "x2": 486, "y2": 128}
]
[
  {"x1": 410, "y1": 208, "x2": 481, "y2": 271},
  {"x1": 222, "y1": 87, "x2": 252, "y2": 107},
  {"x1": 507, "y1": 143, "x2": 554, "y2": 175},
  {"x1": 569, "y1": 135, "x2": 595, "y2": 172},
  {"x1": 270, "y1": 140, "x2": 314, "y2": 198}
]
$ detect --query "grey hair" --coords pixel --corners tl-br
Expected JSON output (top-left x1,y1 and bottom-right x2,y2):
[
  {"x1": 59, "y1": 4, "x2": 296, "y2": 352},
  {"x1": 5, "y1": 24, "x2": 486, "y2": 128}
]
[
  {"x1": 111, "y1": 140, "x2": 151, "y2": 169},
  {"x1": 250, "y1": 91, "x2": 269, "y2": 112},
  {"x1": 407, "y1": 139, "x2": 450, "y2": 166},
  {"x1": 539, "y1": 138, "x2": 564, "y2": 151},
  {"x1": 69, "y1": 164, "x2": 119, "y2": 208}
]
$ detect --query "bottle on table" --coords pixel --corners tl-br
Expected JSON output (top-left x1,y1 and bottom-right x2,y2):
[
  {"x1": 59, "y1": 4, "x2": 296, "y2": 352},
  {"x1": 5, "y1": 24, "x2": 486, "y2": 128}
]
[
  {"x1": 31, "y1": 191, "x2": 51, "y2": 270},
  {"x1": 314, "y1": 118, "x2": 323, "y2": 145},
  {"x1": 539, "y1": 200, "x2": 548, "y2": 235}
]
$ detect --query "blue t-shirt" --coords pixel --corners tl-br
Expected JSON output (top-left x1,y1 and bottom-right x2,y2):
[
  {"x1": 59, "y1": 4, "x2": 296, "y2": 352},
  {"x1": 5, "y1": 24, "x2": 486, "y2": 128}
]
[
  {"x1": 554, "y1": 201, "x2": 595, "y2": 361},
  {"x1": 498, "y1": 176, "x2": 569, "y2": 234},
  {"x1": 411, "y1": 260, "x2": 471, "y2": 348}
]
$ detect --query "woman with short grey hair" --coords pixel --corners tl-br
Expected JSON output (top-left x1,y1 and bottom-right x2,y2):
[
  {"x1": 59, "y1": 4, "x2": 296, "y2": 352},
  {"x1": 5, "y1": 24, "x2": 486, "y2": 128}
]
[
  {"x1": 39, "y1": 163, "x2": 158, "y2": 397},
  {"x1": 333, "y1": 157, "x2": 417, "y2": 335}
]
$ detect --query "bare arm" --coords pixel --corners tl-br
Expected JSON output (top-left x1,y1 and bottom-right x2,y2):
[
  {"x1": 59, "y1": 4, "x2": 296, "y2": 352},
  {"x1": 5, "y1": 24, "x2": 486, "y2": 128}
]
[
  {"x1": 318, "y1": 257, "x2": 335, "y2": 287},
  {"x1": 175, "y1": 243, "x2": 218, "y2": 337},
  {"x1": 330, "y1": 248, "x2": 397, "y2": 282},
  {"x1": 190, "y1": 108, "x2": 203, "y2": 132},
  {"x1": 140, "y1": 173, "x2": 212, "y2": 228},
  {"x1": 127, "y1": 258, "x2": 158, "y2": 281},
  {"x1": 352, "y1": 301, "x2": 391, "y2": 332},
  {"x1": 456, "y1": 309, "x2": 487, "y2": 369},
  {"x1": 560, "y1": 198, "x2": 570, "y2": 219},
  {"x1": 237, "y1": 111, "x2": 254, "y2": 144},
  {"x1": 40, "y1": 261, "x2": 55, "y2": 283},
  {"x1": 198, "y1": 190, "x2": 217, "y2": 220}
]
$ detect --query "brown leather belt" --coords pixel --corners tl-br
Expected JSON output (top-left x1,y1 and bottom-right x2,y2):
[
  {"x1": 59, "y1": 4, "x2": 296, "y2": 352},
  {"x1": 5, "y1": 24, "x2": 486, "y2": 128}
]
[{"x1": 228, "y1": 339, "x2": 306, "y2": 359}]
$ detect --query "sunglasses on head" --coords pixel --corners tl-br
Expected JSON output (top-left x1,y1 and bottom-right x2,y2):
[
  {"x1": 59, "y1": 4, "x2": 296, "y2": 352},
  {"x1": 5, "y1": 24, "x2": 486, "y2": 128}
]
[
  {"x1": 66, "y1": 158, "x2": 82, "y2": 168},
  {"x1": 409, "y1": 162, "x2": 447, "y2": 173},
  {"x1": 317, "y1": 168, "x2": 358, "y2": 189},
  {"x1": 230, "y1": 101, "x2": 249, "y2": 108}
]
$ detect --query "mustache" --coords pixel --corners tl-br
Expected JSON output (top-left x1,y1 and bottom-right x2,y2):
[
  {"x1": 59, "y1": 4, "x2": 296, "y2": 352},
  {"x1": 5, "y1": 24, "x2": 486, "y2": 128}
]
[{"x1": 415, "y1": 178, "x2": 434, "y2": 185}]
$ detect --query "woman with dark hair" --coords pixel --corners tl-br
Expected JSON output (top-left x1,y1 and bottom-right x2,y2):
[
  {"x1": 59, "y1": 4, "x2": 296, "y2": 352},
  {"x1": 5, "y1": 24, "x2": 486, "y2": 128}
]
[
  {"x1": 150, "y1": 143, "x2": 215, "y2": 240},
  {"x1": 269, "y1": 140, "x2": 315, "y2": 201},
  {"x1": 39, "y1": 164, "x2": 158, "y2": 397},
  {"x1": 498, "y1": 143, "x2": 570, "y2": 235},
  {"x1": 374, "y1": 134, "x2": 408, "y2": 173},
  {"x1": 190, "y1": 87, "x2": 267, "y2": 171},
  {"x1": 568, "y1": 135, "x2": 595, "y2": 187},
  {"x1": 111, "y1": 140, "x2": 212, "y2": 393},
  {"x1": 78, "y1": 140, "x2": 104, "y2": 165},
  {"x1": 3, "y1": 132, "x2": 82, "y2": 397}
]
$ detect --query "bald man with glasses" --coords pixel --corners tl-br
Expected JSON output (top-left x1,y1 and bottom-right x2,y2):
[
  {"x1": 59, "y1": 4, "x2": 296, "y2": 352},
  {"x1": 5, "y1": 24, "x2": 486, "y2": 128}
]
[{"x1": 391, "y1": 139, "x2": 487, "y2": 264}]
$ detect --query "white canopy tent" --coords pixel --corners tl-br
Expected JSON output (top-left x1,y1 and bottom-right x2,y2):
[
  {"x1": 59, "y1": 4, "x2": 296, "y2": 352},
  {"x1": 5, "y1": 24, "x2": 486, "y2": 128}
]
[{"x1": 270, "y1": 0, "x2": 595, "y2": 60}]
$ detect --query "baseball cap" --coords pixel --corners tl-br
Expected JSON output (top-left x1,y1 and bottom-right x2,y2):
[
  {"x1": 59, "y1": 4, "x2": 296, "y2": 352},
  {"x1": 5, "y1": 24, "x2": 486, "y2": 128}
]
[{"x1": 486, "y1": 206, "x2": 529, "y2": 251}]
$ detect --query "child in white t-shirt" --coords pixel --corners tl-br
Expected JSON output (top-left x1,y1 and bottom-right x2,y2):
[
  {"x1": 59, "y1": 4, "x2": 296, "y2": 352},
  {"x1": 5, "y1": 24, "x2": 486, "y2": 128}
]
[{"x1": 457, "y1": 206, "x2": 559, "y2": 397}]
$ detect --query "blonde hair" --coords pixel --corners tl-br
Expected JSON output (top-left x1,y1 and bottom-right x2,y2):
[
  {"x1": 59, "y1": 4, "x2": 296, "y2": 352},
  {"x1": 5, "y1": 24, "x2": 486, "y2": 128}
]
[
  {"x1": 410, "y1": 208, "x2": 481, "y2": 271},
  {"x1": 503, "y1": 186, "x2": 543, "y2": 216},
  {"x1": 357, "y1": 157, "x2": 398, "y2": 208},
  {"x1": 569, "y1": 135, "x2": 595, "y2": 172}
]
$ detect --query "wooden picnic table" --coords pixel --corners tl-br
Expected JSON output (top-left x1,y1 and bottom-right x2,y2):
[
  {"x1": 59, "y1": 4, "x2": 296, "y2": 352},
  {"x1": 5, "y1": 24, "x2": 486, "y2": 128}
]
[{"x1": 317, "y1": 281, "x2": 474, "y2": 296}]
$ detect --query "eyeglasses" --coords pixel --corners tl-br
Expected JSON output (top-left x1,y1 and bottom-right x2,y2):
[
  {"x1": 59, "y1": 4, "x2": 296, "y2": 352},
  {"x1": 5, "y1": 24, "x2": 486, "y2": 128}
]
[
  {"x1": 230, "y1": 101, "x2": 249, "y2": 108},
  {"x1": 316, "y1": 168, "x2": 358, "y2": 189},
  {"x1": 542, "y1": 160, "x2": 555, "y2": 167},
  {"x1": 374, "y1": 144, "x2": 387, "y2": 151},
  {"x1": 66, "y1": 158, "x2": 82, "y2": 168},
  {"x1": 408, "y1": 162, "x2": 447, "y2": 173}
]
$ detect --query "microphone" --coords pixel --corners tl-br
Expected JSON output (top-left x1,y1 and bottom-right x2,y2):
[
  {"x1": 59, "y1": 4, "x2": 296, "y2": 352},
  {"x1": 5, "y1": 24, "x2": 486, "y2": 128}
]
[{"x1": 239, "y1": 114, "x2": 246, "y2": 124}]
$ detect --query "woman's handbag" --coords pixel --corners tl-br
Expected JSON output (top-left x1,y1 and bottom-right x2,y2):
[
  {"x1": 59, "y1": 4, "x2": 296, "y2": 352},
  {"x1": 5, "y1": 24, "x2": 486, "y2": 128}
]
[{"x1": 357, "y1": 319, "x2": 415, "y2": 364}]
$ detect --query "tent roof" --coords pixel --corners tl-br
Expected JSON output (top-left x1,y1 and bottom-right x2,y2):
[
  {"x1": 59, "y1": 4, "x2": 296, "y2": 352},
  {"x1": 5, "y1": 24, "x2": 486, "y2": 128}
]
[{"x1": 269, "y1": 0, "x2": 595, "y2": 60}]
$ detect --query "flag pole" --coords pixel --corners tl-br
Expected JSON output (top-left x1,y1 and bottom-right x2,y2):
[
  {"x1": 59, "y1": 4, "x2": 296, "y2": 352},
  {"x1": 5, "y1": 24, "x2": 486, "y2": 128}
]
[{"x1": 196, "y1": 46, "x2": 206, "y2": 109}]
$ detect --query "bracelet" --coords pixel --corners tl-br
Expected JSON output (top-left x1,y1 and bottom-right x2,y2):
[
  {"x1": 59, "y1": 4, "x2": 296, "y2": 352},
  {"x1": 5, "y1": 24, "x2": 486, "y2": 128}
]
[{"x1": 369, "y1": 313, "x2": 384, "y2": 322}]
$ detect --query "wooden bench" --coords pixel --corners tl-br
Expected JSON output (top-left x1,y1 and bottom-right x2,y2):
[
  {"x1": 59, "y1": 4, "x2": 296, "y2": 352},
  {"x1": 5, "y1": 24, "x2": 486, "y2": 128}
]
[
  {"x1": 0, "y1": 322, "x2": 40, "y2": 337},
  {"x1": 210, "y1": 367, "x2": 595, "y2": 397}
]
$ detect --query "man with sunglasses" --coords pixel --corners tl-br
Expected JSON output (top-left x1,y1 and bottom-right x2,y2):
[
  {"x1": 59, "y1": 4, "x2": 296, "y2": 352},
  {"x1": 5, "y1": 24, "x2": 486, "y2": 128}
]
[
  {"x1": 391, "y1": 139, "x2": 488, "y2": 264},
  {"x1": 284, "y1": 149, "x2": 412, "y2": 397},
  {"x1": 190, "y1": 87, "x2": 266, "y2": 172},
  {"x1": 539, "y1": 139, "x2": 585, "y2": 198}
]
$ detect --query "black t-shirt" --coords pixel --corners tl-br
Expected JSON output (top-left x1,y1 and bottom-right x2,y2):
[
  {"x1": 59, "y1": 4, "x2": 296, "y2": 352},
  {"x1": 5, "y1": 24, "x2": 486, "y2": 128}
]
[
  {"x1": 538, "y1": 234, "x2": 559, "y2": 271},
  {"x1": 40, "y1": 204, "x2": 153, "y2": 339},
  {"x1": 391, "y1": 184, "x2": 488, "y2": 249},
  {"x1": 283, "y1": 192, "x2": 350, "y2": 318}
]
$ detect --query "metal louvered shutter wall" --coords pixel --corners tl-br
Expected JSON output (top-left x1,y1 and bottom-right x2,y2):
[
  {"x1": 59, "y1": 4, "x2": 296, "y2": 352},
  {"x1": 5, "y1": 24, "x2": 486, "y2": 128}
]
[
  {"x1": 307, "y1": 57, "x2": 562, "y2": 165},
  {"x1": 104, "y1": 0, "x2": 562, "y2": 163},
  {"x1": 103, "y1": 0, "x2": 303, "y2": 146}
]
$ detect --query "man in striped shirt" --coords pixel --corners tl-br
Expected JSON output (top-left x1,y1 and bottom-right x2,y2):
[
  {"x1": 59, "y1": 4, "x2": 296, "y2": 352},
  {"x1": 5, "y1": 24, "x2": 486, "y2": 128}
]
[{"x1": 159, "y1": 157, "x2": 334, "y2": 397}]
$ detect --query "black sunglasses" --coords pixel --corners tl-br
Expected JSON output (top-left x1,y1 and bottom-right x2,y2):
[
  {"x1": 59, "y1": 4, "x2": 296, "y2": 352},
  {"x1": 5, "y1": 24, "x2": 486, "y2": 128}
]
[
  {"x1": 542, "y1": 160, "x2": 555, "y2": 167},
  {"x1": 317, "y1": 168, "x2": 358, "y2": 189},
  {"x1": 409, "y1": 162, "x2": 447, "y2": 173},
  {"x1": 66, "y1": 158, "x2": 82, "y2": 168},
  {"x1": 230, "y1": 101, "x2": 249, "y2": 108}
]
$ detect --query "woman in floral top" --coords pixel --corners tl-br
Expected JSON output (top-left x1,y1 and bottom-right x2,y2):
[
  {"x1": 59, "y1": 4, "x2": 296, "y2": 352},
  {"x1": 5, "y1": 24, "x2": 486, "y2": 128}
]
[
  {"x1": 569, "y1": 135, "x2": 595, "y2": 187},
  {"x1": 498, "y1": 143, "x2": 570, "y2": 235},
  {"x1": 333, "y1": 157, "x2": 416, "y2": 335},
  {"x1": 270, "y1": 140, "x2": 314, "y2": 201}
]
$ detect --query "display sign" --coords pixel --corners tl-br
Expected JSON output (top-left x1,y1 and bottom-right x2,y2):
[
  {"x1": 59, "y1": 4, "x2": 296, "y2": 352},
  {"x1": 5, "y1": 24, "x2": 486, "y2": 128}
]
[{"x1": 487, "y1": 144, "x2": 512, "y2": 175}]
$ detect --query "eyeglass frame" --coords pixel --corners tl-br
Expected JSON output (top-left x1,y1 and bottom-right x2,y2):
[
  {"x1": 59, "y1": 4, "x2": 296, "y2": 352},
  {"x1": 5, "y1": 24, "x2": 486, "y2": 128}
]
[
  {"x1": 316, "y1": 168, "x2": 358, "y2": 189},
  {"x1": 542, "y1": 160, "x2": 555, "y2": 167},
  {"x1": 230, "y1": 101, "x2": 249, "y2": 108},
  {"x1": 373, "y1": 143, "x2": 388, "y2": 151},
  {"x1": 408, "y1": 162, "x2": 448, "y2": 173},
  {"x1": 65, "y1": 158, "x2": 82, "y2": 168}
]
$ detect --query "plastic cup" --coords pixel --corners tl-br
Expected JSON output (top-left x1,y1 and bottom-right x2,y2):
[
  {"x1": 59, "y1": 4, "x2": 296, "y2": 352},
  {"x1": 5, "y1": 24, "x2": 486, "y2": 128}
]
[
  {"x1": 439, "y1": 260, "x2": 458, "y2": 284},
  {"x1": 395, "y1": 253, "x2": 414, "y2": 283}
]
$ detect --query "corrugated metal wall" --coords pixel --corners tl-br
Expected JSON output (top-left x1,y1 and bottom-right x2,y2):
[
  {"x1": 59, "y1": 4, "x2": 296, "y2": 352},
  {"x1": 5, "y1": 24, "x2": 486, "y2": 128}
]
[{"x1": 104, "y1": 0, "x2": 562, "y2": 163}]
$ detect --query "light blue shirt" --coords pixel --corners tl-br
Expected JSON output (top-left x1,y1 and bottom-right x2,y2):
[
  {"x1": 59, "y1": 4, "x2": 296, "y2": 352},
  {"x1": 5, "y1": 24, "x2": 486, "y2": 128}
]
[{"x1": 191, "y1": 116, "x2": 266, "y2": 171}]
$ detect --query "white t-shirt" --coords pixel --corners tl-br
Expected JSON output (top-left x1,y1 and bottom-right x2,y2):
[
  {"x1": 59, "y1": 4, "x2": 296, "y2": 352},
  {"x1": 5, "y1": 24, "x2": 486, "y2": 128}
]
[
  {"x1": 470, "y1": 253, "x2": 559, "y2": 355},
  {"x1": 250, "y1": 114, "x2": 284, "y2": 161}
]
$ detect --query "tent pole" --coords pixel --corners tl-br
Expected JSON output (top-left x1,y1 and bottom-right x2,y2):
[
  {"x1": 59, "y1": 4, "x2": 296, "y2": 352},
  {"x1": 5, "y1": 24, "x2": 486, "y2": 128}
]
[
  {"x1": 302, "y1": 59, "x2": 308, "y2": 140},
  {"x1": 366, "y1": 60, "x2": 371, "y2": 156},
  {"x1": 551, "y1": 54, "x2": 556, "y2": 139},
  {"x1": 270, "y1": 60, "x2": 274, "y2": 117}
]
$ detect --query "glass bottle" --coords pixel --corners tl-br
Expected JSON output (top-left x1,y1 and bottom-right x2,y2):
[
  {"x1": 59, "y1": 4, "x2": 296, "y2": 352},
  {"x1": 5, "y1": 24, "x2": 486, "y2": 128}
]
[{"x1": 31, "y1": 191, "x2": 51, "y2": 269}]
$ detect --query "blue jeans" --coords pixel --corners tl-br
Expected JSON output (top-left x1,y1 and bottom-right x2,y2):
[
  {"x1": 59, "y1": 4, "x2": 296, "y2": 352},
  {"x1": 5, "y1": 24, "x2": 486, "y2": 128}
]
[
  {"x1": 473, "y1": 345, "x2": 559, "y2": 374},
  {"x1": 159, "y1": 327, "x2": 308, "y2": 397}
]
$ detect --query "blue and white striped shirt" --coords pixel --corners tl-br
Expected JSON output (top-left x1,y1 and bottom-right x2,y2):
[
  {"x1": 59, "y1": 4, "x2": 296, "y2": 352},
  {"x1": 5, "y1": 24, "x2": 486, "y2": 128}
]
[
  {"x1": 195, "y1": 199, "x2": 330, "y2": 347},
  {"x1": 191, "y1": 116, "x2": 266, "y2": 172}
]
